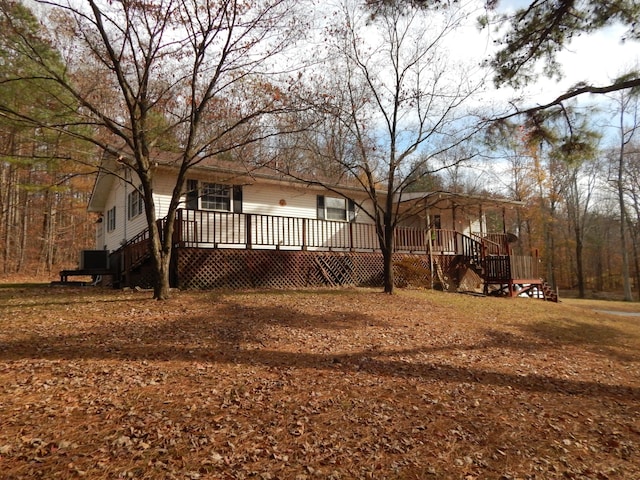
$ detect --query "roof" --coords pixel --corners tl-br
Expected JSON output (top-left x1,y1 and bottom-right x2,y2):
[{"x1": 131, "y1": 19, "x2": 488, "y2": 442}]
[
  {"x1": 87, "y1": 147, "x2": 371, "y2": 212},
  {"x1": 87, "y1": 153, "x2": 118, "y2": 213},
  {"x1": 398, "y1": 191, "x2": 525, "y2": 208},
  {"x1": 88, "y1": 146, "x2": 523, "y2": 212}
]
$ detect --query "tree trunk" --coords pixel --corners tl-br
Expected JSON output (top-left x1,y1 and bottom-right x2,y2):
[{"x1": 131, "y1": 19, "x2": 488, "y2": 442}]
[
  {"x1": 153, "y1": 249, "x2": 172, "y2": 300},
  {"x1": 382, "y1": 245, "x2": 394, "y2": 294},
  {"x1": 1, "y1": 164, "x2": 13, "y2": 274},
  {"x1": 618, "y1": 146, "x2": 633, "y2": 301},
  {"x1": 381, "y1": 199, "x2": 395, "y2": 294},
  {"x1": 39, "y1": 189, "x2": 56, "y2": 274},
  {"x1": 632, "y1": 228, "x2": 640, "y2": 299},
  {"x1": 544, "y1": 219, "x2": 555, "y2": 288},
  {"x1": 16, "y1": 169, "x2": 31, "y2": 273},
  {"x1": 574, "y1": 225, "x2": 585, "y2": 298},
  {"x1": 148, "y1": 197, "x2": 180, "y2": 300},
  {"x1": 147, "y1": 214, "x2": 172, "y2": 300},
  {"x1": 595, "y1": 245, "x2": 604, "y2": 292}
]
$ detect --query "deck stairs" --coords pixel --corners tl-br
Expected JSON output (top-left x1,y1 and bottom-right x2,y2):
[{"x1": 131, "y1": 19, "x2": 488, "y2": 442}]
[
  {"x1": 540, "y1": 280, "x2": 559, "y2": 302},
  {"x1": 446, "y1": 232, "x2": 558, "y2": 302},
  {"x1": 110, "y1": 222, "x2": 161, "y2": 287}
]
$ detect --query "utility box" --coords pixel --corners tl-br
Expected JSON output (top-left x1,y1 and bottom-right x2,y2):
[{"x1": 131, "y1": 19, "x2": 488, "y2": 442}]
[{"x1": 80, "y1": 250, "x2": 110, "y2": 270}]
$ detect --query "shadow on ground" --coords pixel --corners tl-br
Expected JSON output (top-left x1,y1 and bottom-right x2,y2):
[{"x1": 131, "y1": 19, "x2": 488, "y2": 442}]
[{"x1": 1, "y1": 296, "x2": 638, "y2": 402}]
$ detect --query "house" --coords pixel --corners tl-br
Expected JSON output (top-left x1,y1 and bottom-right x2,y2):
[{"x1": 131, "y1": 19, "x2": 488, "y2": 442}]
[{"x1": 79, "y1": 149, "x2": 556, "y2": 300}]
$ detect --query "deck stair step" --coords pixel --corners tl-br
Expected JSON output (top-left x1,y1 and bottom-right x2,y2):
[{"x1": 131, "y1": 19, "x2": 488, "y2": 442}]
[
  {"x1": 467, "y1": 257, "x2": 485, "y2": 277},
  {"x1": 129, "y1": 251, "x2": 151, "y2": 271},
  {"x1": 541, "y1": 280, "x2": 559, "y2": 302}
]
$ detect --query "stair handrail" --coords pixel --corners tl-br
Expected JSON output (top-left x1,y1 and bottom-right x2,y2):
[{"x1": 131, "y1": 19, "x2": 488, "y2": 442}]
[
  {"x1": 470, "y1": 233, "x2": 508, "y2": 256},
  {"x1": 455, "y1": 231, "x2": 483, "y2": 262},
  {"x1": 116, "y1": 217, "x2": 169, "y2": 251},
  {"x1": 114, "y1": 217, "x2": 168, "y2": 274}
]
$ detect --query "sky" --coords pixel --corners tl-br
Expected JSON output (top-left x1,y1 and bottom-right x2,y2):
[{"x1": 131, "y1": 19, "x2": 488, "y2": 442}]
[
  {"x1": 433, "y1": 0, "x2": 640, "y2": 192},
  {"x1": 26, "y1": 0, "x2": 639, "y2": 146},
  {"x1": 485, "y1": 1, "x2": 639, "y2": 110},
  {"x1": 439, "y1": 0, "x2": 640, "y2": 156},
  {"x1": 519, "y1": 24, "x2": 639, "y2": 102}
]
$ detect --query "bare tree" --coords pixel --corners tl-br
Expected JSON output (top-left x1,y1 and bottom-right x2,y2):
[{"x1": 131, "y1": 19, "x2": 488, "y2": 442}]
[
  {"x1": 285, "y1": 0, "x2": 485, "y2": 293},
  {"x1": 556, "y1": 145, "x2": 601, "y2": 298},
  {"x1": 1, "y1": 0, "x2": 301, "y2": 298},
  {"x1": 620, "y1": 143, "x2": 640, "y2": 296},
  {"x1": 608, "y1": 84, "x2": 640, "y2": 301}
]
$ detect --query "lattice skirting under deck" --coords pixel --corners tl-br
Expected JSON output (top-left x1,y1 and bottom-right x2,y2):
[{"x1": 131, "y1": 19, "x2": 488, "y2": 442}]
[{"x1": 175, "y1": 248, "x2": 432, "y2": 290}]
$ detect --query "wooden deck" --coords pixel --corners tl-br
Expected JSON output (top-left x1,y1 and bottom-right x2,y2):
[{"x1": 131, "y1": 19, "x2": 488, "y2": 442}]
[{"x1": 103, "y1": 208, "x2": 553, "y2": 298}]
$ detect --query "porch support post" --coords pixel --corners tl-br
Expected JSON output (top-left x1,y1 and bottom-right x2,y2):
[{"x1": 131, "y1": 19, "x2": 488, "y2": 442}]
[
  {"x1": 349, "y1": 221, "x2": 354, "y2": 251},
  {"x1": 452, "y1": 202, "x2": 457, "y2": 231},
  {"x1": 452, "y1": 202, "x2": 459, "y2": 254},
  {"x1": 502, "y1": 207, "x2": 507, "y2": 234},
  {"x1": 176, "y1": 209, "x2": 183, "y2": 247}
]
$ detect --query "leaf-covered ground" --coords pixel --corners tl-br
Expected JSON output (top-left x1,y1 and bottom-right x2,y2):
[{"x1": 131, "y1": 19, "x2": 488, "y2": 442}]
[{"x1": 0, "y1": 285, "x2": 639, "y2": 479}]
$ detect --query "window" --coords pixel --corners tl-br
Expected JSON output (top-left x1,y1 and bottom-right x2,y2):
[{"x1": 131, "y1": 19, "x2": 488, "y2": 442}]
[
  {"x1": 317, "y1": 195, "x2": 355, "y2": 222},
  {"x1": 127, "y1": 187, "x2": 144, "y2": 219},
  {"x1": 186, "y1": 179, "x2": 199, "y2": 210},
  {"x1": 185, "y1": 181, "x2": 242, "y2": 211},
  {"x1": 201, "y1": 182, "x2": 231, "y2": 211},
  {"x1": 326, "y1": 196, "x2": 347, "y2": 221},
  {"x1": 106, "y1": 206, "x2": 116, "y2": 232}
]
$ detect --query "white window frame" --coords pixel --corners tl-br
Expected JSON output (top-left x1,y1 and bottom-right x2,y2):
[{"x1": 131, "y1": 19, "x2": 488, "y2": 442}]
[
  {"x1": 201, "y1": 182, "x2": 231, "y2": 211},
  {"x1": 325, "y1": 196, "x2": 347, "y2": 221},
  {"x1": 127, "y1": 187, "x2": 144, "y2": 220},
  {"x1": 106, "y1": 206, "x2": 116, "y2": 232}
]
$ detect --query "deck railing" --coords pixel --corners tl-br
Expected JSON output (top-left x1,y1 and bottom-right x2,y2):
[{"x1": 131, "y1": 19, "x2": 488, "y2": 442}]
[
  {"x1": 119, "y1": 208, "x2": 527, "y2": 263},
  {"x1": 471, "y1": 233, "x2": 508, "y2": 256},
  {"x1": 118, "y1": 218, "x2": 168, "y2": 273},
  {"x1": 170, "y1": 209, "x2": 515, "y2": 256},
  {"x1": 113, "y1": 209, "x2": 544, "y2": 289},
  {"x1": 510, "y1": 254, "x2": 540, "y2": 280},
  {"x1": 175, "y1": 209, "x2": 414, "y2": 252},
  {"x1": 483, "y1": 252, "x2": 540, "y2": 283}
]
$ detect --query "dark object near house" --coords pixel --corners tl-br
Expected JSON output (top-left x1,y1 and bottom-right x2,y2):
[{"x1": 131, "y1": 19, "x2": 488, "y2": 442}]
[
  {"x1": 80, "y1": 250, "x2": 110, "y2": 270},
  {"x1": 55, "y1": 250, "x2": 113, "y2": 285}
]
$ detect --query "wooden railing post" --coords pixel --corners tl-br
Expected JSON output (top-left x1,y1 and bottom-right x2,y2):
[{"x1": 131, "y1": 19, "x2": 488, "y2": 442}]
[
  {"x1": 349, "y1": 221, "x2": 354, "y2": 251},
  {"x1": 302, "y1": 219, "x2": 307, "y2": 250},
  {"x1": 246, "y1": 214, "x2": 253, "y2": 249},
  {"x1": 175, "y1": 209, "x2": 182, "y2": 247}
]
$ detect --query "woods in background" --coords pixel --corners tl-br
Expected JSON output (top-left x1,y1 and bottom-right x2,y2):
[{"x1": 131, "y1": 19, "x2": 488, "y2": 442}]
[
  {"x1": 0, "y1": 131, "x2": 96, "y2": 276},
  {"x1": 1, "y1": 0, "x2": 639, "y2": 298}
]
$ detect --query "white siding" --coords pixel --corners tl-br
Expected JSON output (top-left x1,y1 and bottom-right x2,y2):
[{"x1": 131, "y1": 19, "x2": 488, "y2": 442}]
[
  {"x1": 243, "y1": 183, "x2": 375, "y2": 222},
  {"x1": 152, "y1": 173, "x2": 179, "y2": 218},
  {"x1": 101, "y1": 175, "x2": 126, "y2": 251},
  {"x1": 99, "y1": 169, "x2": 151, "y2": 251},
  {"x1": 96, "y1": 167, "x2": 381, "y2": 251},
  {"x1": 355, "y1": 198, "x2": 376, "y2": 225},
  {"x1": 243, "y1": 183, "x2": 317, "y2": 218},
  {"x1": 429, "y1": 207, "x2": 454, "y2": 230},
  {"x1": 95, "y1": 220, "x2": 105, "y2": 251}
]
